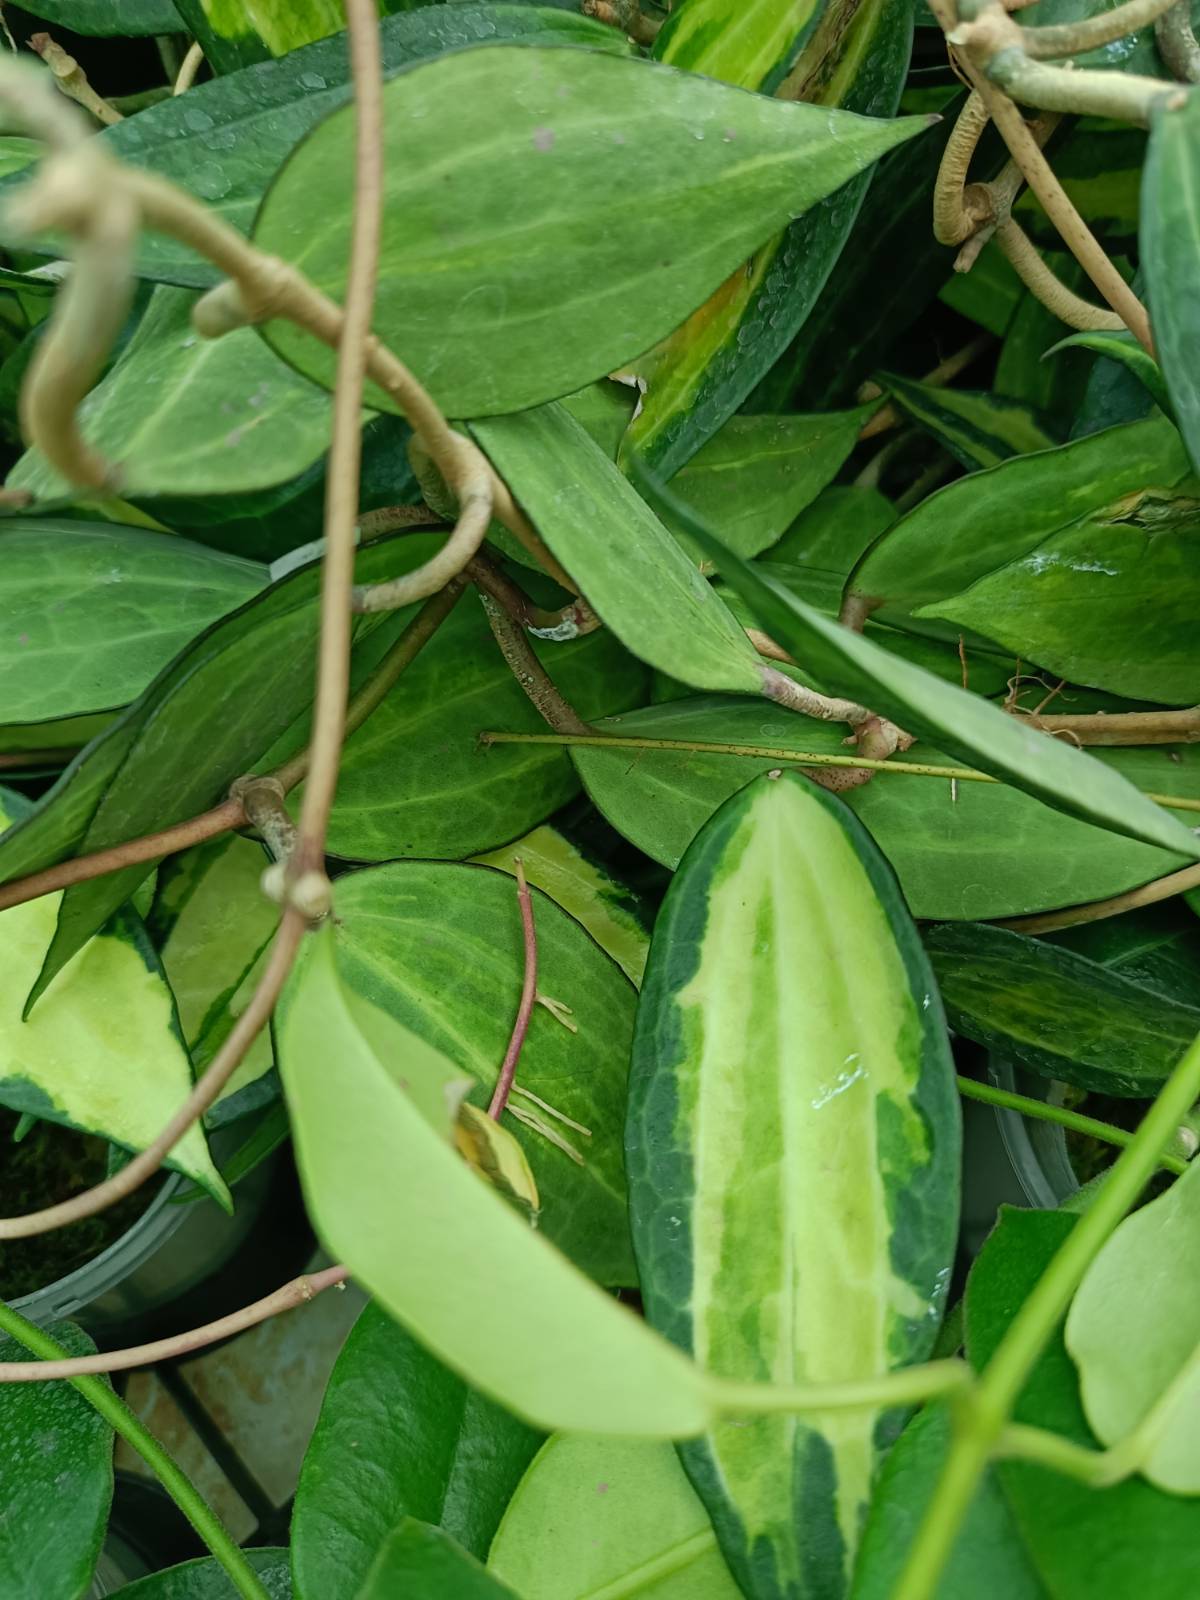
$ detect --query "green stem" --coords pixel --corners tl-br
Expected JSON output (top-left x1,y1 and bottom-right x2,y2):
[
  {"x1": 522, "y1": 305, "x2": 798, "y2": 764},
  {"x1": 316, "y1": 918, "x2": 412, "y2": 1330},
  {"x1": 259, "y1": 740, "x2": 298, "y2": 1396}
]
[
  {"x1": 478, "y1": 731, "x2": 1200, "y2": 815},
  {"x1": 995, "y1": 1422, "x2": 1137, "y2": 1486},
  {"x1": 0, "y1": 1301, "x2": 271, "y2": 1600},
  {"x1": 894, "y1": 1029, "x2": 1200, "y2": 1600},
  {"x1": 714, "y1": 1359, "x2": 972, "y2": 1417},
  {"x1": 955, "y1": 1076, "x2": 1190, "y2": 1177}
]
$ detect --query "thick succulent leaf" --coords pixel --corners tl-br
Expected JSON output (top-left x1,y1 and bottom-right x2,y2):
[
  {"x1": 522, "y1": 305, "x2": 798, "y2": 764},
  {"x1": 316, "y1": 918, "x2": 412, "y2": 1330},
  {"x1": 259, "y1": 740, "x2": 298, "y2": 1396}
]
[
  {"x1": 571, "y1": 697, "x2": 1200, "y2": 920},
  {"x1": 1047, "y1": 329, "x2": 1171, "y2": 417},
  {"x1": 152, "y1": 835, "x2": 278, "y2": 1125},
  {"x1": 967, "y1": 1207, "x2": 1200, "y2": 1600},
  {"x1": 473, "y1": 827, "x2": 650, "y2": 988},
  {"x1": 0, "y1": 790, "x2": 224, "y2": 1197},
  {"x1": 9, "y1": 288, "x2": 344, "y2": 502},
  {"x1": 283, "y1": 580, "x2": 648, "y2": 861},
  {"x1": 662, "y1": 501, "x2": 1200, "y2": 860},
  {"x1": 1066, "y1": 1160, "x2": 1200, "y2": 1494},
  {"x1": 0, "y1": 1322, "x2": 112, "y2": 1600},
  {"x1": 17, "y1": 0, "x2": 180, "y2": 33},
  {"x1": 849, "y1": 416, "x2": 1190, "y2": 614},
  {"x1": 488, "y1": 1434, "x2": 742, "y2": 1598},
  {"x1": 0, "y1": 519, "x2": 264, "y2": 725},
  {"x1": 0, "y1": 535, "x2": 426, "y2": 1007},
  {"x1": 881, "y1": 375, "x2": 1056, "y2": 471},
  {"x1": 355, "y1": 1521, "x2": 519, "y2": 1600},
  {"x1": 652, "y1": 0, "x2": 821, "y2": 89},
  {"x1": 254, "y1": 44, "x2": 932, "y2": 418},
  {"x1": 293, "y1": 1302, "x2": 540, "y2": 1600},
  {"x1": 109, "y1": 1551, "x2": 292, "y2": 1598},
  {"x1": 305, "y1": 861, "x2": 638, "y2": 1285},
  {"x1": 628, "y1": 772, "x2": 959, "y2": 1599},
  {"x1": 624, "y1": 0, "x2": 914, "y2": 474},
  {"x1": 0, "y1": 8, "x2": 628, "y2": 287},
  {"x1": 275, "y1": 922, "x2": 712, "y2": 1435},
  {"x1": 925, "y1": 922, "x2": 1200, "y2": 1097},
  {"x1": 473, "y1": 405, "x2": 763, "y2": 694},
  {"x1": 1142, "y1": 91, "x2": 1200, "y2": 472},
  {"x1": 849, "y1": 1404, "x2": 1047, "y2": 1600}
]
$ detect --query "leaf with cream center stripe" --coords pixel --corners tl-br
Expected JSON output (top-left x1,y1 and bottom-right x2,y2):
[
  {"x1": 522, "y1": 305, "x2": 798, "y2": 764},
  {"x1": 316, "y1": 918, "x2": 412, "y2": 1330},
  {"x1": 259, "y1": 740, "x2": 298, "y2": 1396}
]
[{"x1": 626, "y1": 771, "x2": 960, "y2": 1600}]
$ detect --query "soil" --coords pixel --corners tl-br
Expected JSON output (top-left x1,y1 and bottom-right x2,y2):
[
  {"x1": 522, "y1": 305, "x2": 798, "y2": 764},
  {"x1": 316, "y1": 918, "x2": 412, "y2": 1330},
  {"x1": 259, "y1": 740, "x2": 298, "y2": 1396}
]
[{"x1": 0, "y1": 1110, "x2": 158, "y2": 1301}]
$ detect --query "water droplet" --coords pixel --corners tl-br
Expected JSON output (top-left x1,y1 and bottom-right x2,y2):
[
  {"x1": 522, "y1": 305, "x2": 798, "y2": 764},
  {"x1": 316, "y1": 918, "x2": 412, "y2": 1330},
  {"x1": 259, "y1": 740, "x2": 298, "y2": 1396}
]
[
  {"x1": 297, "y1": 71, "x2": 327, "y2": 90},
  {"x1": 183, "y1": 108, "x2": 214, "y2": 133}
]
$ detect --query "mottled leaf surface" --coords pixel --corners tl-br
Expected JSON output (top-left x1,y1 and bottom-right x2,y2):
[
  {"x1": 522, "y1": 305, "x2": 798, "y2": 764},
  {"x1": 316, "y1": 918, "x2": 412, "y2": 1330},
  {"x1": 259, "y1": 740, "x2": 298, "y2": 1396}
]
[{"x1": 882, "y1": 375, "x2": 1056, "y2": 471}]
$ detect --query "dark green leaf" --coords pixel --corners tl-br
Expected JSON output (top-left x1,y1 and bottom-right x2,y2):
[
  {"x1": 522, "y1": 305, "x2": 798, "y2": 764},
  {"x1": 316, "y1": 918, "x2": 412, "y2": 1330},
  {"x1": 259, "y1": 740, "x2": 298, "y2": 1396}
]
[
  {"x1": 254, "y1": 44, "x2": 932, "y2": 418},
  {"x1": 966, "y1": 1207, "x2": 1200, "y2": 1600},
  {"x1": 1049, "y1": 902, "x2": 1200, "y2": 1006},
  {"x1": 628, "y1": 771, "x2": 959, "y2": 1600},
  {"x1": 110, "y1": 1550, "x2": 291, "y2": 1598},
  {"x1": 882, "y1": 375, "x2": 1056, "y2": 471},
  {"x1": 0, "y1": 520, "x2": 264, "y2": 725},
  {"x1": 994, "y1": 252, "x2": 1097, "y2": 418},
  {"x1": 652, "y1": 0, "x2": 821, "y2": 90},
  {"x1": 0, "y1": 1321, "x2": 112, "y2": 1600},
  {"x1": 770, "y1": 484, "x2": 895, "y2": 573},
  {"x1": 1047, "y1": 328, "x2": 1171, "y2": 417},
  {"x1": 354, "y1": 1520, "x2": 519, "y2": 1600},
  {"x1": 1144, "y1": 90, "x2": 1200, "y2": 474},
  {"x1": 293, "y1": 1301, "x2": 540, "y2": 1599},
  {"x1": 925, "y1": 922, "x2": 1200, "y2": 1096},
  {"x1": 939, "y1": 239, "x2": 1022, "y2": 337},
  {"x1": 17, "y1": 0, "x2": 180, "y2": 34}
]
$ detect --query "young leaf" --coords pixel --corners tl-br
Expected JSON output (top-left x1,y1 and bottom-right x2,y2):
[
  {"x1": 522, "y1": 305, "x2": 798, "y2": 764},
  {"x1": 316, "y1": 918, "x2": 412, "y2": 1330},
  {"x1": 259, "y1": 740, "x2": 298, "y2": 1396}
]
[
  {"x1": 106, "y1": 1550, "x2": 292, "y2": 1598},
  {"x1": 472, "y1": 826, "x2": 650, "y2": 988},
  {"x1": 571, "y1": 697, "x2": 1200, "y2": 920},
  {"x1": 292, "y1": 1302, "x2": 541, "y2": 1600},
  {"x1": 1144, "y1": 88, "x2": 1200, "y2": 475},
  {"x1": 488, "y1": 1434, "x2": 742, "y2": 1598},
  {"x1": 650, "y1": 489, "x2": 1200, "y2": 860},
  {"x1": 0, "y1": 790, "x2": 225, "y2": 1199},
  {"x1": 9, "y1": 288, "x2": 347, "y2": 503},
  {"x1": 275, "y1": 922, "x2": 712, "y2": 1436},
  {"x1": 925, "y1": 922, "x2": 1200, "y2": 1097},
  {"x1": 0, "y1": 519, "x2": 264, "y2": 724},
  {"x1": 355, "y1": 1520, "x2": 519, "y2": 1600},
  {"x1": 0, "y1": 1322, "x2": 112, "y2": 1600},
  {"x1": 311, "y1": 862, "x2": 639, "y2": 1285},
  {"x1": 624, "y1": 0, "x2": 915, "y2": 474},
  {"x1": 967, "y1": 1208, "x2": 1200, "y2": 1600},
  {"x1": 472, "y1": 404, "x2": 763, "y2": 694},
  {"x1": 253, "y1": 44, "x2": 933, "y2": 417},
  {"x1": 880, "y1": 374, "x2": 1056, "y2": 471},
  {"x1": 627, "y1": 772, "x2": 960, "y2": 1599},
  {"x1": 1066, "y1": 1160, "x2": 1200, "y2": 1494}
]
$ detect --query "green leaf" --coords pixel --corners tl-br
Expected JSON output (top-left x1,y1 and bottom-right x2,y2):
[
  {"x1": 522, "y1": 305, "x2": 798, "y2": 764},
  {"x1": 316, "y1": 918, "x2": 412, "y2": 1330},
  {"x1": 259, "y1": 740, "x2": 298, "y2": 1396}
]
[
  {"x1": 623, "y1": 0, "x2": 915, "y2": 474},
  {"x1": 293, "y1": 1301, "x2": 540, "y2": 1599},
  {"x1": 0, "y1": 1321, "x2": 112, "y2": 1600},
  {"x1": 355, "y1": 1520, "x2": 519, "y2": 1600},
  {"x1": 925, "y1": 922, "x2": 1200, "y2": 1097},
  {"x1": 275, "y1": 922, "x2": 713, "y2": 1435},
  {"x1": 9, "y1": 287, "x2": 347, "y2": 503},
  {"x1": 1143, "y1": 91, "x2": 1200, "y2": 474},
  {"x1": 649, "y1": 486, "x2": 1200, "y2": 861},
  {"x1": 305, "y1": 860, "x2": 639, "y2": 1284},
  {"x1": 849, "y1": 1404, "x2": 1048, "y2": 1600},
  {"x1": 994, "y1": 252, "x2": 1096, "y2": 418},
  {"x1": 881, "y1": 375, "x2": 1057, "y2": 471},
  {"x1": 849, "y1": 415, "x2": 1189, "y2": 614},
  {"x1": 472, "y1": 826, "x2": 650, "y2": 988},
  {"x1": 1066, "y1": 1159, "x2": 1200, "y2": 1493},
  {"x1": 473, "y1": 404, "x2": 763, "y2": 694},
  {"x1": 152, "y1": 835, "x2": 279, "y2": 1125},
  {"x1": 0, "y1": 7, "x2": 629, "y2": 289},
  {"x1": 287, "y1": 578, "x2": 648, "y2": 862},
  {"x1": 0, "y1": 520, "x2": 264, "y2": 726},
  {"x1": 771, "y1": 484, "x2": 896, "y2": 573},
  {"x1": 0, "y1": 535, "x2": 427, "y2": 1008},
  {"x1": 16, "y1": 0, "x2": 180, "y2": 33},
  {"x1": 254, "y1": 44, "x2": 932, "y2": 418},
  {"x1": 1049, "y1": 902, "x2": 1200, "y2": 1005},
  {"x1": 110, "y1": 1550, "x2": 292, "y2": 1598},
  {"x1": 1046, "y1": 329, "x2": 1171, "y2": 417},
  {"x1": 488, "y1": 1434, "x2": 743, "y2": 1598},
  {"x1": 628, "y1": 771, "x2": 959, "y2": 1599},
  {"x1": 966, "y1": 1207, "x2": 1200, "y2": 1600},
  {"x1": 1015, "y1": 123, "x2": 1143, "y2": 250},
  {"x1": 652, "y1": 0, "x2": 821, "y2": 90},
  {"x1": 0, "y1": 789, "x2": 224, "y2": 1198},
  {"x1": 571, "y1": 696, "x2": 1200, "y2": 919},
  {"x1": 171, "y1": 0, "x2": 364, "y2": 72},
  {"x1": 939, "y1": 238, "x2": 1023, "y2": 337}
]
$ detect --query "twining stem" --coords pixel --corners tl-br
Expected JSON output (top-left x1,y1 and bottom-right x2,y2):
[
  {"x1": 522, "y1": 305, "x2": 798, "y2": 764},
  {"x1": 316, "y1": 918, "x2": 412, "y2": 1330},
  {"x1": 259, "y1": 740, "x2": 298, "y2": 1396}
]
[
  {"x1": 999, "y1": 862, "x2": 1200, "y2": 934},
  {"x1": 1158, "y1": 1, "x2": 1200, "y2": 80},
  {"x1": 858, "y1": 332, "x2": 994, "y2": 440},
  {"x1": 476, "y1": 730, "x2": 1200, "y2": 815},
  {"x1": 0, "y1": 1266, "x2": 348, "y2": 1381},
  {"x1": 995, "y1": 218, "x2": 1124, "y2": 332},
  {"x1": 956, "y1": 1076, "x2": 1190, "y2": 1177},
  {"x1": 1018, "y1": 0, "x2": 1178, "y2": 55},
  {"x1": 1021, "y1": 705, "x2": 1200, "y2": 745},
  {"x1": 29, "y1": 33, "x2": 123, "y2": 125},
  {"x1": 0, "y1": 1301, "x2": 271, "y2": 1600},
  {"x1": 894, "y1": 1029, "x2": 1200, "y2": 1600},
  {"x1": 476, "y1": 590, "x2": 593, "y2": 735},
  {"x1": 173, "y1": 40, "x2": 206, "y2": 96},
  {"x1": 714, "y1": 1359, "x2": 972, "y2": 1418},
  {"x1": 489, "y1": 860, "x2": 538, "y2": 1120}
]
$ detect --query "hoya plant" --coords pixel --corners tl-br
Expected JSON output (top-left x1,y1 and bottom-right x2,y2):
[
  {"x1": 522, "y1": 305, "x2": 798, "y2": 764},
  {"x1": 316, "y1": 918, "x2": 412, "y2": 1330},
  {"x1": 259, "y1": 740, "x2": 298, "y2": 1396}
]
[{"x1": 0, "y1": 0, "x2": 1199, "y2": 1595}]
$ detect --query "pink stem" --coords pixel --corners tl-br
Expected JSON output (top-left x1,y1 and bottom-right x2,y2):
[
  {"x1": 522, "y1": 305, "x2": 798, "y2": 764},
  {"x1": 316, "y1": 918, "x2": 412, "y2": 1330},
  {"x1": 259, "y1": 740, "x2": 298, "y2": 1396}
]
[{"x1": 488, "y1": 860, "x2": 538, "y2": 1120}]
